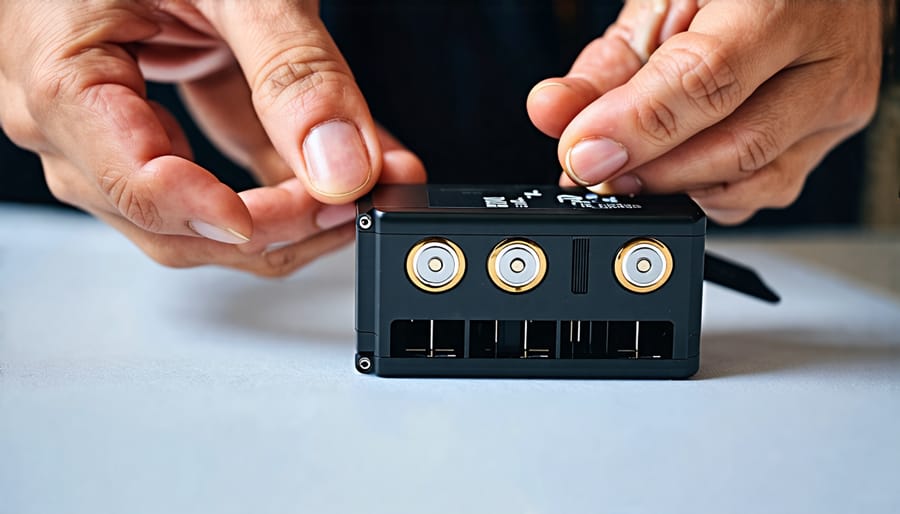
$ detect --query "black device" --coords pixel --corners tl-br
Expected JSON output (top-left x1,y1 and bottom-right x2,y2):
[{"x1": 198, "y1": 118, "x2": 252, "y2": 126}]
[{"x1": 354, "y1": 184, "x2": 778, "y2": 378}]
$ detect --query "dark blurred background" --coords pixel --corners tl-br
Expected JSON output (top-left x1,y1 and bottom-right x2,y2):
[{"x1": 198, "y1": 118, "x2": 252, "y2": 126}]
[{"x1": 1, "y1": 0, "x2": 894, "y2": 230}]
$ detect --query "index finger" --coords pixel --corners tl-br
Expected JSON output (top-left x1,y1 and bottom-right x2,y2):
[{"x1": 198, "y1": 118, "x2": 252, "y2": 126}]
[
  {"x1": 558, "y1": 1, "x2": 811, "y2": 188},
  {"x1": 198, "y1": 0, "x2": 382, "y2": 203},
  {"x1": 25, "y1": 7, "x2": 253, "y2": 242}
]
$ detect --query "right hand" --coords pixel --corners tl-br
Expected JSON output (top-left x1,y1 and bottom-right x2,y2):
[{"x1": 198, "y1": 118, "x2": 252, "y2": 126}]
[
  {"x1": 0, "y1": 0, "x2": 425, "y2": 276},
  {"x1": 526, "y1": 0, "x2": 881, "y2": 225}
]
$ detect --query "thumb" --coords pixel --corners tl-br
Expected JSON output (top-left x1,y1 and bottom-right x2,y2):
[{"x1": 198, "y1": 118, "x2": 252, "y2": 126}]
[{"x1": 201, "y1": 1, "x2": 380, "y2": 203}]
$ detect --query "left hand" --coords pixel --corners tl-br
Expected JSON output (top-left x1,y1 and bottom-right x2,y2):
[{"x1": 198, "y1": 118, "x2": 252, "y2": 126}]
[
  {"x1": 0, "y1": 0, "x2": 426, "y2": 277},
  {"x1": 527, "y1": 0, "x2": 883, "y2": 224}
]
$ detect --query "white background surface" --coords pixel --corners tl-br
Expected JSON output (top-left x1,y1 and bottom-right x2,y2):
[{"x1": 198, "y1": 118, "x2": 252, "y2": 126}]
[{"x1": 1, "y1": 205, "x2": 898, "y2": 514}]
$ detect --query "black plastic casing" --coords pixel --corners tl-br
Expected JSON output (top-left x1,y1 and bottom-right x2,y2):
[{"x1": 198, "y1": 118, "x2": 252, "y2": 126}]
[{"x1": 356, "y1": 185, "x2": 706, "y2": 378}]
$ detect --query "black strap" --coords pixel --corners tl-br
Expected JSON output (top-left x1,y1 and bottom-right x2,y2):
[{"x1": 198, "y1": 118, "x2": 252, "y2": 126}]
[{"x1": 704, "y1": 252, "x2": 781, "y2": 304}]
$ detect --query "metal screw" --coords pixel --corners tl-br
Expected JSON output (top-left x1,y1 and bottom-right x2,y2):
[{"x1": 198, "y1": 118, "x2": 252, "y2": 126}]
[
  {"x1": 357, "y1": 356, "x2": 373, "y2": 372},
  {"x1": 358, "y1": 214, "x2": 372, "y2": 230}
]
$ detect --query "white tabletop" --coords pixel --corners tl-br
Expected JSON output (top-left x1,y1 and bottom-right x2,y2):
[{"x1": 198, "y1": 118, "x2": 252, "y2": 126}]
[{"x1": 1, "y1": 204, "x2": 898, "y2": 514}]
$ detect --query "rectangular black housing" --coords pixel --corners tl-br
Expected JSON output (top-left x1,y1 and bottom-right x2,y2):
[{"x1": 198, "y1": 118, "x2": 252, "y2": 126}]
[{"x1": 355, "y1": 184, "x2": 705, "y2": 378}]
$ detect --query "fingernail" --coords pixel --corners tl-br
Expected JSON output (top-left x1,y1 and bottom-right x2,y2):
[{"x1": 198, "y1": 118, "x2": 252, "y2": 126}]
[
  {"x1": 303, "y1": 120, "x2": 371, "y2": 197},
  {"x1": 527, "y1": 81, "x2": 568, "y2": 101},
  {"x1": 188, "y1": 220, "x2": 250, "y2": 244},
  {"x1": 650, "y1": 0, "x2": 668, "y2": 14},
  {"x1": 630, "y1": 0, "x2": 669, "y2": 62},
  {"x1": 564, "y1": 137, "x2": 629, "y2": 186},
  {"x1": 315, "y1": 203, "x2": 357, "y2": 230},
  {"x1": 587, "y1": 174, "x2": 643, "y2": 196}
]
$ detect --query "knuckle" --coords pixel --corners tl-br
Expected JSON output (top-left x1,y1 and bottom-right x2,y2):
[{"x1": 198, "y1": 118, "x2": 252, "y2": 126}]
[
  {"x1": 675, "y1": 43, "x2": 742, "y2": 119},
  {"x1": 857, "y1": 94, "x2": 880, "y2": 129},
  {"x1": 25, "y1": 65, "x2": 72, "y2": 122},
  {"x1": 97, "y1": 168, "x2": 163, "y2": 233},
  {"x1": 711, "y1": 209, "x2": 756, "y2": 226},
  {"x1": 734, "y1": 127, "x2": 781, "y2": 174},
  {"x1": 820, "y1": 30, "x2": 882, "y2": 132},
  {"x1": 43, "y1": 172, "x2": 75, "y2": 205},
  {"x1": 641, "y1": 36, "x2": 742, "y2": 137},
  {"x1": 837, "y1": 85, "x2": 880, "y2": 132},
  {"x1": 691, "y1": 187, "x2": 730, "y2": 211},
  {"x1": 143, "y1": 242, "x2": 194, "y2": 269},
  {"x1": 40, "y1": 157, "x2": 87, "y2": 207},
  {"x1": 766, "y1": 179, "x2": 803, "y2": 209},
  {"x1": 262, "y1": 247, "x2": 305, "y2": 277},
  {"x1": 0, "y1": 108, "x2": 43, "y2": 150},
  {"x1": 251, "y1": 46, "x2": 352, "y2": 111},
  {"x1": 755, "y1": 161, "x2": 804, "y2": 210},
  {"x1": 636, "y1": 96, "x2": 678, "y2": 144}
]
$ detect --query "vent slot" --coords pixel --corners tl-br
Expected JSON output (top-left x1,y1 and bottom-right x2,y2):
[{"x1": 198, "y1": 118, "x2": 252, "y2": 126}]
[
  {"x1": 468, "y1": 320, "x2": 557, "y2": 359},
  {"x1": 571, "y1": 238, "x2": 590, "y2": 294},
  {"x1": 390, "y1": 319, "x2": 464, "y2": 357},
  {"x1": 389, "y1": 319, "x2": 673, "y2": 360}
]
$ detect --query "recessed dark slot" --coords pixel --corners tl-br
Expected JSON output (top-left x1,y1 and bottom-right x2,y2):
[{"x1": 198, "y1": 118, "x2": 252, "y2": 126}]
[
  {"x1": 524, "y1": 321, "x2": 557, "y2": 358},
  {"x1": 496, "y1": 320, "x2": 523, "y2": 358},
  {"x1": 432, "y1": 320, "x2": 465, "y2": 357},
  {"x1": 607, "y1": 321, "x2": 638, "y2": 359},
  {"x1": 561, "y1": 320, "x2": 608, "y2": 359},
  {"x1": 391, "y1": 319, "x2": 430, "y2": 357},
  {"x1": 560, "y1": 320, "x2": 583, "y2": 358},
  {"x1": 469, "y1": 320, "x2": 498, "y2": 358},
  {"x1": 590, "y1": 321, "x2": 608, "y2": 358},
  {"x1": 469, "y1": 320, "x2": 556, "y2": 358},
  {"x1": 390, "y1": 319, "x2": 464, "y2": 358},
  {"x1": 637, "y1": 321, "x2": 673, "y2": 359},
  {"x1": 395, "y1": 319, "x2": 673, "y2": 361}
]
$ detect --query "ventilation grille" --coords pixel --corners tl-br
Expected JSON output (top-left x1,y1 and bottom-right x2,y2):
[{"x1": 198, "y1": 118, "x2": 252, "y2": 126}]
[{"x1": 571, "y1": 238, "x2": 590, "y2": 294}]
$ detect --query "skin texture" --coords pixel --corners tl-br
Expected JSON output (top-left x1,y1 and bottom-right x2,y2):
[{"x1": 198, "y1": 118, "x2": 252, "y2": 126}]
[
  {"x1": 0, "y1": 0, "x2": 425, "y2": 277},
  {"x1": 527, "y1": 0, "x2": 883, "y2": 224}
]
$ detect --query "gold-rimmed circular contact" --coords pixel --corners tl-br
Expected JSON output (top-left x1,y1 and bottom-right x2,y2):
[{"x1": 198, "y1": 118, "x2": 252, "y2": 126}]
[
  {"x1": 614, "y1": 238, "x2": 673, "y2": 293},
  {"x1": 487, "y1": 238, "x2": 547, "y2": 293},
  {"x1": 405, "y1": 238, "x2": 466, "y2": 293}
]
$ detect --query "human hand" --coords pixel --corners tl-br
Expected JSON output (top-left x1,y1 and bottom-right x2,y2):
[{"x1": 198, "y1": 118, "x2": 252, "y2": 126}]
[
  {"x1": 527, "y1": 0, "x2": 883, "y2": 224},
  {"x1": 0, "y1": 1, "x2": 425, "y2": 276}
]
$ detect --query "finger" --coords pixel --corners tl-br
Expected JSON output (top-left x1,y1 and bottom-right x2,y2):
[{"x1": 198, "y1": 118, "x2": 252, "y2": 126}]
[
  {"x1": 527, "y1": 0, "x2": 666, "y2": 138},
  {"x1": 40, "y1": 154, "x2": 103, "y2": 209},
  {"x1": 659, "y1": 0, "x2": 698, "y2": 42},
  {"x1": 179, "y1": 63, "x2": 294, "y2": 186},
  {"x1": 27, "y1": 32, "x2": 252, "y2": 243},
  {"x1": 200, "y1": 1, "x2": 381, "y2": 203},
  {"x1": 558, "y1": 2, "x2": 811, "y2": 188},
  {"x1": 622, "y1": 0, "x2": 669, "y2": 62},
  {"x1": 148, "y1": 101, "x2": 193, "y2": 160},
  {"x1": 181, "y1": 60, "x2": 427, "y2": 190},
  {"x1": 96, "y1": 209, "x2": 235, "y2": 268},
  {"x1": 689, "y1": 129, "x2": 848, "y2": 224},
  {"x1": 618, "y1": 61, "x2": 857, "y2": 194},
  {"x1": 0, "y1": 76, "x2": 44, "y2": 151},
  {"x1": 235, "y1": 125, "x2": 425, "y2": 255},
  {"x1": 138, "y1": 44, "x2": 233, "y2": 83},
  {"x1": 96, "y1": 208, "x2": 354, "y2": 277},
  {"x1": 381, "y1": 149, "x2": 427, "y2": 184},
  {"x1": 236, "y1": 178, "x2": 329, "y2": 255},
  {"x1": 251, "y1": 223, "x2": 356, "y2": 278},
  {"x1": 377, "y1": 124, "x2": 427, "y2": 184},
  {"x1": 40, "y1": 146, "x2": 251, "y2": 249},
  {"x1": 559, "y1": 173, "x2": 577, "y2": 187},
  {"x1": 135, "y1": 14, "x2": 234, "y2": 82},
  {"x1": 181, "y1": 62, "x2": 428, "y2": 190}
]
